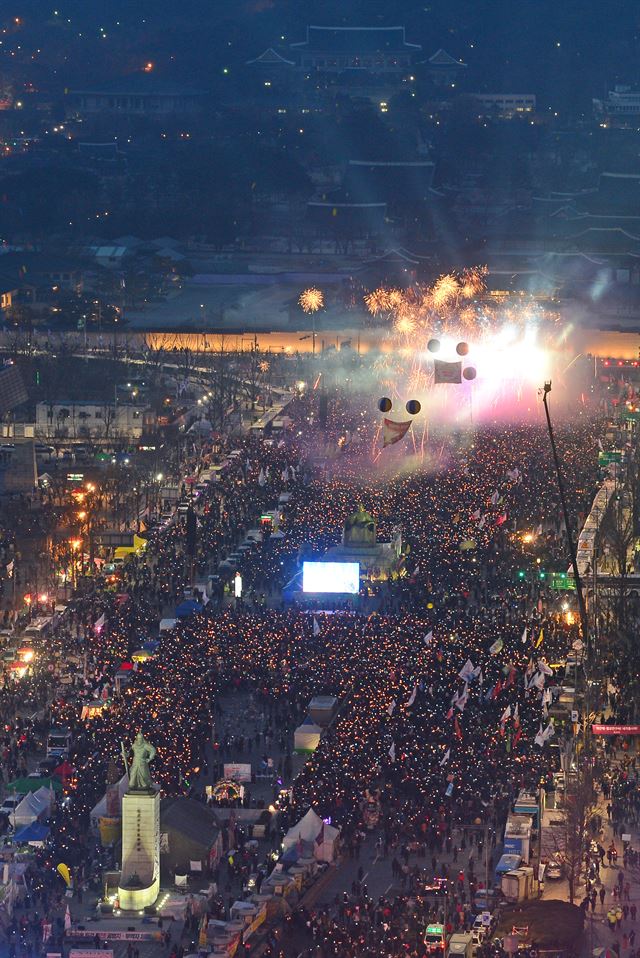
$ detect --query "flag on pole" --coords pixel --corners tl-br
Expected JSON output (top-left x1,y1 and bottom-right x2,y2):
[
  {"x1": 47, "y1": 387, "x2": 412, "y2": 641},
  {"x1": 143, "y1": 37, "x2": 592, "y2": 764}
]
[
  {"x1": 458, "y1": 659, "x2": 476, "y2": 682},
  {"x1": 406, "y1": 685, "x2": 417, "y2": 708},
  {"x1": 387, "y1": 699, "x2": 396, "y2": 716},
  {"x1": 439, "y1": 748, "x2": 450, "y2": 766},
  {"x1": 64, "y1": 906, "x2": 71, "y2": 932},
  {"x1": 454, "y1": 717, "x2": 463, "y2": 740},
  {"x1": 489, "y1": 638, "x2": 504, "y2": 655},
  {"x1": 424, "y1": 631, "x2": 433, "y2": 645},
  {"x1": 500, "y1": 705, "x2": 512, "y2": 723},
  {"x1": 94, "y1": 613, "x2": 105, "y2": 635},
  {"x1": 521, "y1": 627, "x2": 528, "y2": 644},
  {"x1": 454, "y1": 685, "x2": 469, "y2": 712},
  {"x1": 388, "y1": 742, "x2": 396, "y2": 762},
  {"x1": 312, "y1": 617, "x2": 320, "y2": 636},
  {"x1": 535, "y1": 628, "x2": 544, "y2": 648}
]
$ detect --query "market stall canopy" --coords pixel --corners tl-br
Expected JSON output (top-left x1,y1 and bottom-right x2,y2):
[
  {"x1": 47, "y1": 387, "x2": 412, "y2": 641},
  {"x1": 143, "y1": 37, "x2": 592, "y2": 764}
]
[
  {"x1": 53, "y1": 761, "x2": 74, "y2": 783},
  {"x1": 132, "y1": 649, "x2": 152, "y2": 662},
  {"x1": 7, "y1": 776, "x2": 63, "y2": 794},
  {"x1": 282, "y1": 807, "x2": 339, "y2": 863},
  {"x1": 80, "y1": 700, "x2": 107, "y2": 721},
  {"x1": 89, "y1": 773, "x2": 129, "y2": 826},
  {"x1": 13, "y1": 791, "x2": 48, "y2": 826},
  {"x1": 12, "y1": 822, "x2": 49, "y2": 845},
  {"x1": 176, "y1": 599, "x2": 203, "y2": 618},
  {"x1": 294, "y1": 718, "x2": 322, "y2": 753}
]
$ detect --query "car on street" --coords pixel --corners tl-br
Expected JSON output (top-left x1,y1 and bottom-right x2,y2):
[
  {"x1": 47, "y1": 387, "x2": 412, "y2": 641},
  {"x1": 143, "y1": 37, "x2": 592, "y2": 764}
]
[
  {"x1": 546, "y1": 858, "x2": 564, "y2": 879},
  {"x1": 0, "y1": 796, "x2": 20, "y2": 819}
]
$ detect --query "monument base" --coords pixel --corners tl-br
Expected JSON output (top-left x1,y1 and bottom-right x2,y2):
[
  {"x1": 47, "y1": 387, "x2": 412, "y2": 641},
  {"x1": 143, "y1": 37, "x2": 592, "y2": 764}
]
[{"x1": 118, "y1": 790, "x2": 160, "y2": 911}]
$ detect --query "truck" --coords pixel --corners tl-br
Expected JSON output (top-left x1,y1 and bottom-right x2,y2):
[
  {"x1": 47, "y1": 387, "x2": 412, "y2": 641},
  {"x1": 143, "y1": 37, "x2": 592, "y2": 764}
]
[
  {"x1": 501, "y1": 866, "x2": 535, "y2": 902},
  {"x1": 503, "y1": 813, "x2": 533, "y2": 862},
  {"x1": 446, "y1": 933, "x2": 473, "y2": 958},
  {"x1": 47, "y1": 726, "x2": 72, "y2": 758},
  {"x1": 514, "y1": 789, "x2": 539, "y2": 827}
]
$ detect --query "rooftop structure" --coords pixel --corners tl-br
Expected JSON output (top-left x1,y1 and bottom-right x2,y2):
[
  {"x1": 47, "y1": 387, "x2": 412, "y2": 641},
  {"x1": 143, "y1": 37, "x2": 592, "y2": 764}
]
[{"x1": 291, "y1": 26, "x2": 420, "y2": 74}]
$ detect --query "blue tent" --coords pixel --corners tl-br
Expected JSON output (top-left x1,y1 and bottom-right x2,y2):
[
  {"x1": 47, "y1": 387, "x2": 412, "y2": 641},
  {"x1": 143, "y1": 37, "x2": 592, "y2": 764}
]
[
  {"x1": 281, "y1": 845, "x2": 300, "y2": 864},
  {"x1": 175, "y1": 600, "x2": 203, "y2": 618},
  {"x1": 13, "y1": 822, "x2": 50, "y2": 844}
]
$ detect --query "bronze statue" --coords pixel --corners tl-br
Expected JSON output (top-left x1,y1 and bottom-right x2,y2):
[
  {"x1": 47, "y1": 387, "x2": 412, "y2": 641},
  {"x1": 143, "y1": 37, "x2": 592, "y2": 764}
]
[
  {"x1": 121, "y1": 733, "x2": 156, "y2": 791},
  {"x1": 343, "y1": 505, "x2": 376, "y2": 546}
]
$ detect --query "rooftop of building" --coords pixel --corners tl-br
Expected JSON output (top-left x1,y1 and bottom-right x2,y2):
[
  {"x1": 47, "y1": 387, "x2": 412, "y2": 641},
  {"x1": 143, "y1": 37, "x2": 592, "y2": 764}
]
[
  {"x1": 426, "y1": 48, "x2": 467, "y2": 67},
  {"x1": 160, "y1": 796, "x2": 220, "y2": 848},
  {"x1": 246, "y1": 48, "x2": 295, "y2": 66},
  {"x1": 291, "y1": 25, "x2": 421, "y2": 53}
]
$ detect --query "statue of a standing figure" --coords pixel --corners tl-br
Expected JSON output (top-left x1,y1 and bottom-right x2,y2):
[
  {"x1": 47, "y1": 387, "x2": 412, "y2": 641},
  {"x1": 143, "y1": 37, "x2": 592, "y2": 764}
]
[{"x1": 122, "y1": 733, "x2": 156, "y2": 791}]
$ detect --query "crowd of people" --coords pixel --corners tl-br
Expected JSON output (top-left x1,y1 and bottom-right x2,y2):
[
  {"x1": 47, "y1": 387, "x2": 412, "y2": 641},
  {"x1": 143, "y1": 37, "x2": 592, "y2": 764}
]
[{"x1": 0, "y1": 388, "x2": 613, "y2": 956}]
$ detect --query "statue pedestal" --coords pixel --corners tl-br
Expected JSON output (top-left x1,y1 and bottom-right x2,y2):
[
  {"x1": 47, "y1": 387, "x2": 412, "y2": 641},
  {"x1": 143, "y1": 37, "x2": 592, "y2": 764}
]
[{"x1": 118, "y1": 790, "x2": 159, "y2": 910}]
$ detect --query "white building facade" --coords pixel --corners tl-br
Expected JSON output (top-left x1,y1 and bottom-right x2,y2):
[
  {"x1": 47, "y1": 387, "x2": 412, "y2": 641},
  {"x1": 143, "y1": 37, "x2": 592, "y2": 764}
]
[{"x1": 35, "y1": 401, "x2": 146, "y2": 441}]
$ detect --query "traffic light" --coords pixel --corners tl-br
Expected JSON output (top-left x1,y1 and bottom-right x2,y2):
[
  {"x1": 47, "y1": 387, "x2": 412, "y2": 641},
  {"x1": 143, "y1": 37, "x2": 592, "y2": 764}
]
[
  {"x1": 517, "y1": 570, "x2": 525, "y2": 580},
  {"x1": 539, "y1": 570, "x2": 546, "y2": 580}
]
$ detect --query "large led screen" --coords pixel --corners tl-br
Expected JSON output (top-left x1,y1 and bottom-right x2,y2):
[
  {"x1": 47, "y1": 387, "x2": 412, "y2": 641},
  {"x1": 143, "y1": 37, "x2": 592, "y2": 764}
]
[{"x1": 302, "y1": 561, "x2": 360, "y2": 594}]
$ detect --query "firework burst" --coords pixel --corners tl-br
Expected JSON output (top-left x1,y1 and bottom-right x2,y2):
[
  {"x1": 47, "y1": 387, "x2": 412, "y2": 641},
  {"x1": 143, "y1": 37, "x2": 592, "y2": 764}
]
[{"x1": 299, "y1": 287, "x2": 324, "y2": 313}]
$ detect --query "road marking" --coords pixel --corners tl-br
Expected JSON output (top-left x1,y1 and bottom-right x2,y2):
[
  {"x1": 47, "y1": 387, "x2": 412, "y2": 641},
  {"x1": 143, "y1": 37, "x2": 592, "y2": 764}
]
[{"x1": 385, "y1": 883, "x2": 393, "y2": 894}]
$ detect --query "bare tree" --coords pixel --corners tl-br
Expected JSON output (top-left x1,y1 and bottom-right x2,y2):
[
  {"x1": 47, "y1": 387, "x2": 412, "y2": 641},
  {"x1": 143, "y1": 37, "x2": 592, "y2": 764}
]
[
  {"x1": 546, "y1": 757, "x2": 599, "y2": 904},
  {"x1": 601, "y1": 485, "x2": 634, "y2": 628},
  {"x1": 99, "y1": 403, "x2": 117, "y2": 441}
]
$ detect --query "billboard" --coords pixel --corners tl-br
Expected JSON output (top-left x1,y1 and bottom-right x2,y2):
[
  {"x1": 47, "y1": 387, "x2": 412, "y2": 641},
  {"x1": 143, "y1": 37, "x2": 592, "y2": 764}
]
[
  {"x1": 302, "y1": 561, "x2": 359, "y2": 594},
  {"x1": 592, "y1": 724, "x2": 640, "y2": 736}
]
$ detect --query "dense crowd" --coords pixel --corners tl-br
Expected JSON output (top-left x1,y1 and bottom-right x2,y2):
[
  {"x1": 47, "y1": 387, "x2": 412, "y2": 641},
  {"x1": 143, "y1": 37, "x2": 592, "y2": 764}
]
[{"x1": 0, "y1": 389, "x2": 609, "y2": 957}]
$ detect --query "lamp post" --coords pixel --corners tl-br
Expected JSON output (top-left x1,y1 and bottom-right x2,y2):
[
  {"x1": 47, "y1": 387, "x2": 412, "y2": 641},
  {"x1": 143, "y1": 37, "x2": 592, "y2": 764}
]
[{"x1": 542, "y1": 382, "x2": 592, "y2": 744}]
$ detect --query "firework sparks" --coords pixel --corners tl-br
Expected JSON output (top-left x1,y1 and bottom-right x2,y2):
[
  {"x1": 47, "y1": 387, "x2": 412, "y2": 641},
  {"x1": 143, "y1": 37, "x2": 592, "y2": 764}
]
[
  {"x1": 460, "y1": 266, "x2": 488, "y2": 300},
  {"x1": 430, "y1": 273, "x2": 460, "y2": 311},
  {"x1": 395, "y1": 313, "x2": 417, "y2": 336},
  {"x1": 299, "y1": 287, "x2": 324, "y2": 313}
]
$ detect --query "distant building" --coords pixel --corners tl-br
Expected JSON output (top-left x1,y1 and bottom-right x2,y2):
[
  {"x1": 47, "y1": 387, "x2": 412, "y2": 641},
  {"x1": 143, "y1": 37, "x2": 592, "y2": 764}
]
[
  {"x1": 68, "y1": 76, "x2": 205, "y2": 118},
  {"x1": 594, "y1": 86, "x2": 640, "y2": 123},
  {"x1": 291, "y1": 26, "x2": 420, "y2": 74},
  {"x1": 246, "y1": 48, "x2": 295, "y2": 90},
  {"x1": 423, "y1": 49, "x2": 467, "y2": 87},
  {"x1": 35, "y1": 401, "x2": 147, "y2": 441},
  {"x1": 0, "y1": 276, "x2": 17, "y2": 312},
  {"x1": 0, "y1": 252, "x2": 85, "y2": 299},
  {"x1": 344, "y1": 159, "x2": 435, "y2": 208},
  {"x1": 474, "y1": 93, "x2": 536, "y2": 117}
]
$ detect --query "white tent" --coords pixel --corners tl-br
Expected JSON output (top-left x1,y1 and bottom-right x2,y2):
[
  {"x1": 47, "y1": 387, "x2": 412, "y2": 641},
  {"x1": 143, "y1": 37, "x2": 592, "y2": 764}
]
[
  {"x1": 89, "y1": 773, "x2": 129, "y2": 829},
  {"x1": 294, "y1": 719, "x2": 322, "y2": 754},
  {"x1": 32, "y1": 786, "x2": 55, "y2": 816},
  {"x1": 13, "y1": 792, "x2": 46, "y2": 827},
  {"x1": 159, "y1": 618, "x2": 177, "y2": 632},
  {"x1": 282, "y1": 808, "x2": 339, "y2": 863}
]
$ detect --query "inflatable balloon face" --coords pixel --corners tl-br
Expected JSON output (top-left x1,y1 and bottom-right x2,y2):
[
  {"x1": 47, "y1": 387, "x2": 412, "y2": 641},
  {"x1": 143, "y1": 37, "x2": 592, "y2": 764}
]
[
  {"x1": 377, "y1": 396, "x2": 422, "y2": 447},
  {"x1": 427, "y1": 338, "x2": 476, "y2": 383}
]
